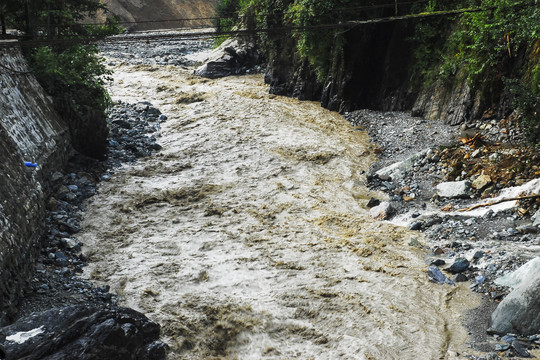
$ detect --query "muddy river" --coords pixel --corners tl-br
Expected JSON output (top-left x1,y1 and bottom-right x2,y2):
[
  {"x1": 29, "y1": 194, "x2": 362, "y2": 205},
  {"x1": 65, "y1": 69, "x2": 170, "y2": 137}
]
[{"x1": 79, "y1": 60, "x2": 478, "y2": 359}]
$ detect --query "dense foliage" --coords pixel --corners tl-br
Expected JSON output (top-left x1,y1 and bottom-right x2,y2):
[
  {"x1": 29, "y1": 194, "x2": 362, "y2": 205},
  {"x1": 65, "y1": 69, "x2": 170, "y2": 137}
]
[
  {"x1": 1, "y1": 0, "x2": 121, "y2": 140},
  {"x1": 216, "y1": 0, "x2": 540, "y2": 143},
  {"x1": 413, "y1": 0, "x2": 540, "y2": 143},
  {"x1": 215, "y1": 0, "x2": 392, "y2": 80}
]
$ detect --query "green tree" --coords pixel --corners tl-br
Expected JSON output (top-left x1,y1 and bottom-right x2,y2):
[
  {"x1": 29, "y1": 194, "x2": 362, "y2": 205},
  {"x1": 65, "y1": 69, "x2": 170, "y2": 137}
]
[{"x1": 3, "y1": 0, "x2": 121, "y2": 158}]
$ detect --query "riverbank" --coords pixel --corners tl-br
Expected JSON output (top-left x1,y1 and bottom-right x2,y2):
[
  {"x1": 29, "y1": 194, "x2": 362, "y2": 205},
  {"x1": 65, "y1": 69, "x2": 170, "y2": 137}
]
[
  {"x1": 10, "y1": 33, "x2": 539, "y2": 359},
  {"x1": 73, "y1": 38, "x2": 483, "y2": 359},
  {"x1": 345, "y1": 109, "x2": 540, "y2": 357}
]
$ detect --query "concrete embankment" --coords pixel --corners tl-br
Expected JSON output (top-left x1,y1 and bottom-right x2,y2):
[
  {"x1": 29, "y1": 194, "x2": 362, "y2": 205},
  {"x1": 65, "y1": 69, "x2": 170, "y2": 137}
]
[{"x1": 0, "y1": 41, "x2": 70, "y2": 324}]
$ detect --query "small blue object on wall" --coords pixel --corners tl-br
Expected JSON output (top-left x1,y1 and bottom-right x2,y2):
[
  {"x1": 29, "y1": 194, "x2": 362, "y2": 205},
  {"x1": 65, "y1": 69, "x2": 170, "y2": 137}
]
[{"x1": 24, "y1": 161, "x2": 37, "y2": 168}]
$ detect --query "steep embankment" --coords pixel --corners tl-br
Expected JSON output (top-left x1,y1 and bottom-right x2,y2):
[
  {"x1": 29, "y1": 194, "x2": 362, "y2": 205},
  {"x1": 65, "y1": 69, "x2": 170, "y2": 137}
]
[
  {"x1": 264, "y1": 19, "x2": 477, "y2": 124},
  {"x1": 264, "y1": 12, "x2": 537, "y2": 127},
  {"x1": 0, "y1": 41, "x2": 71, "y2": 325},
  {"x1": 99, "y1": 0, "x2": 219, "y2": 30}
]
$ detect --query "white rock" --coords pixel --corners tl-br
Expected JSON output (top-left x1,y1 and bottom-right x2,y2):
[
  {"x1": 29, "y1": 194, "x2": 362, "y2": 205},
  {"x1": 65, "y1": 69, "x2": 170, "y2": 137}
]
[
  {"x1": 6, "y1": 326, "x2": 44, "y2": 344},
  {"x1": 495, "y1": 257, "x2": 540, "y2": 289},
  {"x1": 436, "y1": 180, "x2": 471, "y2": 199},
  {"x1": 532, "y1": 209, "x2": 540, "y2": 227},
  {"x1": 369, "y1": 201, "x2": 394, "y2": 220},
  {"x1": 489, "y1": 262, "x2": 540, "y2": 335}
]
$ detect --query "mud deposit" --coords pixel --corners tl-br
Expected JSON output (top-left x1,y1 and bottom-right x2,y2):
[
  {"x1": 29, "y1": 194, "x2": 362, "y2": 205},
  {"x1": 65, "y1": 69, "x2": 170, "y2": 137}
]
[{"x1": 79, "y1": 63, "x2": 479, "y2": 359}]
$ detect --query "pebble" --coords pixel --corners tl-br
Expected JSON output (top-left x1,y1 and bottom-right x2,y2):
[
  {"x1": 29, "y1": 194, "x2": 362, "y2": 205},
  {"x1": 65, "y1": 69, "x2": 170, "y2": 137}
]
[
  {"x1": 475, "y1": 275, "x2": 486, "y2": 284},
  {"x1": 431, "y1": 259, "x2": 446, "y2": 266},
  {"x1": 453, "y1": 273, "x2": 468, "y2": 282}
]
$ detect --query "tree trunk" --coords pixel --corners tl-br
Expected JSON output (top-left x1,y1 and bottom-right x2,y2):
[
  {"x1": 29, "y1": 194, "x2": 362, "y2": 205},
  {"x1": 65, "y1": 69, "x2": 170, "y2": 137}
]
[{"x1": 1, "y1": 13, "x2": 6, "y2": 35}]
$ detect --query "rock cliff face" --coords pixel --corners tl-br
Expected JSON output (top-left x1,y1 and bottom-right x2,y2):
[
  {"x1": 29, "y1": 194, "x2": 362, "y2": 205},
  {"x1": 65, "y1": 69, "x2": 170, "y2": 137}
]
[
  {"x1": 264, "y1": 19, "x2": 511, "y2": 125},
  {"x1": 0, "y1": 41, "x2": 71, "y2": 325},
  {"x1": 99, "y1": 0, "x2": 219, "y2": 30}
]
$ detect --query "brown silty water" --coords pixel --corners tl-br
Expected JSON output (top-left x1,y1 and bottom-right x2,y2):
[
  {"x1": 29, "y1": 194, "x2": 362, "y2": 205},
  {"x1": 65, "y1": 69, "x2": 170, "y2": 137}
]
[{"x1": 79, "y1": 62, "x2": 479, "y2": 359}]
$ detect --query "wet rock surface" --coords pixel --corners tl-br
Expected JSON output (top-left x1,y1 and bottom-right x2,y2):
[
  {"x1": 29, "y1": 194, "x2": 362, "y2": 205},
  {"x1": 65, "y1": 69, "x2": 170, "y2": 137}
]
[
  {"x1": 0, "y1": 305, "x2": 166, "y2": 360},
  {"x1": 346, "y1": 109, "x2": 540, "y2": 357},
  {"x1": 194, "y1": 38, "x2": 260, "y2": 78}
]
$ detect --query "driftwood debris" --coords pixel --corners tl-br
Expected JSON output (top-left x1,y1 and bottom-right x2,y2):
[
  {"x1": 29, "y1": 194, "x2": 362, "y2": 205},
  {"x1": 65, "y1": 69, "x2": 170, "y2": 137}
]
[{"x1": 457, "y1": 193, "x2": 540, "y2": 212}]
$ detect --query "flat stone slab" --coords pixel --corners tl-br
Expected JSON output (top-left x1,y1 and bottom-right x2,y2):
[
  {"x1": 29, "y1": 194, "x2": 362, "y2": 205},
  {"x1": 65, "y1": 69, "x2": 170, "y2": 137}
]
[{"x1": 436, "y1": 180, "x2": 471, "y2": 199}]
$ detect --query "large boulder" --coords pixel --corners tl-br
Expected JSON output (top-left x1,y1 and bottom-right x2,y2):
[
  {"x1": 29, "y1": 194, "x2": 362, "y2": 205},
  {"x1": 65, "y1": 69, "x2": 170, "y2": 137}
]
[
  {"x1": 0, "y1": 306, "x2": 167, "y2": 359},
  {"x1": 195, "y1": 38, "x2": 259, "y2": 79},
  {"x1": 489, "y1": 259, "x2": 540, "y2": 335},
  {"x1": 436, "y1": 180, "x2": 471, "y2": 199}
]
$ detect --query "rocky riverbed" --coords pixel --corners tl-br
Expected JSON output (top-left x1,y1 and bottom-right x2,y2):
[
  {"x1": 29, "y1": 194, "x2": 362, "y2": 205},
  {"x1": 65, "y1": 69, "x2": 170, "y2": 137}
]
[
  {"x1": 6, "y1": 32, "x2": 540, "y2": 359},
  {"x1": 345, "y1": 109, "x2": 540, "y2": 358}
]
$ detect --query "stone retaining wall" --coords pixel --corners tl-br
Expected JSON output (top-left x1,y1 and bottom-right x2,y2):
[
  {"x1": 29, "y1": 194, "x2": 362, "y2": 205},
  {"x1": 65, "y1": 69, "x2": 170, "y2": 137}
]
[{"x1": 0, "y1": 41, "x2": 70, "y2": 325}]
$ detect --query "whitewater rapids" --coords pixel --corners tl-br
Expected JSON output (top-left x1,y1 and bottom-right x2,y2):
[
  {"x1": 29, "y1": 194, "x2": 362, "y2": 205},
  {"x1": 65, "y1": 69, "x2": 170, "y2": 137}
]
[{"x1": 79, "y1": 62, "x2": 478, "y2": 359}]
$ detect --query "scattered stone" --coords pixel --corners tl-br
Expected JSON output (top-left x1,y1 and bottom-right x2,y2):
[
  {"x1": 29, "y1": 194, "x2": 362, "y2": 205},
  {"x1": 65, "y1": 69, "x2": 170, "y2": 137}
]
[
  {"x1": 471, "y1": 149, "x2": 482, "y2": 158},
  {"x1": 409, "y1": 221, "x2": 422, "y2": 230},
  {"x1": 501, "y1": 334, "x2": 517, "y2": 343},
  {"x1": 473, "y1": 251, "x2": 484, "y2": 260},
  {"x1": 494, "y1": 343, "x2": 510, "y2": 351},
  {"x1": 112, "y1": 119, "x2": 132, "y2": 129},
  {"x1": 453, "y1": 273, "x2": 468, "y2": 282},
  {"x1": 433, "y1": 247, "x2": 445, "y2": 255},
  {"x1": 431, "y1": 259, "x2": 446, "y2": 266},
  {"x1": 511, "y1": 341, "x2": 531, "y2": 358},
  {"x1": 366, "y1": 198, "x2": 380, "y2": 208},
  {"x1": 475, "y1": 275, "x2": 486, "y2": 284},
  {"x1": 60, "y1": 238, "x2": 81, "y2": 252},
  {"x1": 54, "y1": 252, "x2": 69, "y2": 267}
]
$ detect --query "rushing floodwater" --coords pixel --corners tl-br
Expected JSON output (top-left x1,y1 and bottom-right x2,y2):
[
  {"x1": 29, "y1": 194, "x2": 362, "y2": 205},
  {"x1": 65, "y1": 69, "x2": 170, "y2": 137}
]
[{"x1": 79, "y1": 62, "x2": 478, "y2": 359}]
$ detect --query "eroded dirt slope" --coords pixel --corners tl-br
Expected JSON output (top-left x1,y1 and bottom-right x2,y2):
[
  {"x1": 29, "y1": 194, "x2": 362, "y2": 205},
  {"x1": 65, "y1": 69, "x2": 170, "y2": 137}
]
[
  {"x1": 99, "y1": 0, "x2": 219, "y2": 30},
  {"x1": 79, "y1": 63, "x2": 479, "y2": 359}
]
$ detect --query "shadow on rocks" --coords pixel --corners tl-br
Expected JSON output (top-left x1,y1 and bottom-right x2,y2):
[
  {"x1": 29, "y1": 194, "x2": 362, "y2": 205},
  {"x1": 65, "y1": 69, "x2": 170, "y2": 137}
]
[{"x1": 0, "y1": 306, "x2": 167, "y2": 360}]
